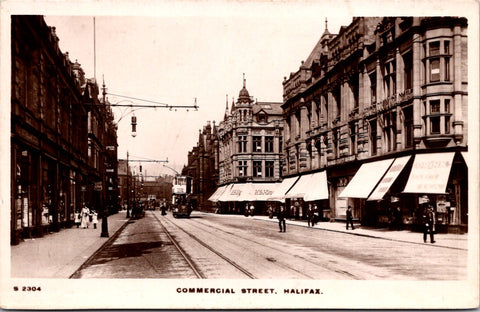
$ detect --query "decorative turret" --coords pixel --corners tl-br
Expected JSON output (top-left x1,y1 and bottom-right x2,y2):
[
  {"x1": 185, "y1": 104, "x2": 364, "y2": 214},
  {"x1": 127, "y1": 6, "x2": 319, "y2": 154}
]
[
  {"x1": 224, "y1": 94, "x2": 229, "y2": 119},
  {"x1": 237, "y1": 73, "x2": 252, "y2": 106}
]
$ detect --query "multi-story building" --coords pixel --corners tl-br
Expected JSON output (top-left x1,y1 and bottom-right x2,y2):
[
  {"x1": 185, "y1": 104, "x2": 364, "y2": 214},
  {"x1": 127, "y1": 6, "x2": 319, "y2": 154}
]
[
  {"x1": 183, "y1": 121, "x2": 219, "y2": 212},
  {"x1": 212, "y1": 77, "x2": 284, "y2": 215},
  {"x1": 10, "y1": 16, "x2": 118, "y2": 245},
  {"x1": 281, "y1": 17, "x2": 468, "y2": 232},
  {"x1": 84, "y1": 79, "x2": 119, "y2": 216}
]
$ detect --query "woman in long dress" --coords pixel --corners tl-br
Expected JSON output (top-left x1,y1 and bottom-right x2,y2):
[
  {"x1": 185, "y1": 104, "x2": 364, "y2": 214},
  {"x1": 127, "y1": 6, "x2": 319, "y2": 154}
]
[{"x1": 80, "y1": 204, "x2": 90, "y2": 229}]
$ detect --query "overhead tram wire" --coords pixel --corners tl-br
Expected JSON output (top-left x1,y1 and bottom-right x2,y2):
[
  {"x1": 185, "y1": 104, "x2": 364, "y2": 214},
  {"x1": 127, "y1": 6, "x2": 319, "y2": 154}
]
[{"x1": 105, "y1": 92, "x2": 199, "y2": 110}]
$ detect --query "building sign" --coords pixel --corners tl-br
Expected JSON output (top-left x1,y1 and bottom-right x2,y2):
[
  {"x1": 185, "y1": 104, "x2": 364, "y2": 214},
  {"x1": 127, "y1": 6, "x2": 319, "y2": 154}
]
[{"x1": 403, "y1": 153, "x2": 455, "y2": 194}]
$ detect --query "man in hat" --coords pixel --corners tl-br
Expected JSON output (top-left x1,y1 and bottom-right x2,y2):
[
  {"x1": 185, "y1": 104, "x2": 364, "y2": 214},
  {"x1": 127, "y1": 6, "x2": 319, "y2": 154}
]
[
  {"x1": 346, "y1": 206, "x2": 354, "y2": 230},
  {"x1": 422, "y1": 205, "x2": 436, "y2": 243}
]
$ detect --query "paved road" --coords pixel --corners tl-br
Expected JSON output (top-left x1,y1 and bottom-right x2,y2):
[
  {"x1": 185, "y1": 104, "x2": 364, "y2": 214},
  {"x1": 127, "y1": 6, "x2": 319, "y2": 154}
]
[{"x1": 71, "y1": 210, "x2": 467, "y2": 280}]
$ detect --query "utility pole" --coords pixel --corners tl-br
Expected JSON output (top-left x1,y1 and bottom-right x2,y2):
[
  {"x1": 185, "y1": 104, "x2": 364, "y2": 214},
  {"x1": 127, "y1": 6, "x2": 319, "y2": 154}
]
[
  {"x1": 126, "y1": 151, "x2": 130, "y2": 218},
  {"x1": 101, "y1": 78, "x2": 109, "y2": 238}
]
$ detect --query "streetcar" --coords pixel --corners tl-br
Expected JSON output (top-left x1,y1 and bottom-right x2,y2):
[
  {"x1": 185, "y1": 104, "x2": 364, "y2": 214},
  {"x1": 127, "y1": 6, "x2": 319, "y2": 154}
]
[{"x1": 172, "y1": 175, "x2": 193, "y2": 218}]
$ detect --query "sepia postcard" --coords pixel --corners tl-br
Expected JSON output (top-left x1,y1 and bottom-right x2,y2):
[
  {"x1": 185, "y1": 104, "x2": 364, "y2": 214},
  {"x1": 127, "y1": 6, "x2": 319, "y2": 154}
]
[{"x1": 0, "y1": 0, "x2": 479, "y2": 310}]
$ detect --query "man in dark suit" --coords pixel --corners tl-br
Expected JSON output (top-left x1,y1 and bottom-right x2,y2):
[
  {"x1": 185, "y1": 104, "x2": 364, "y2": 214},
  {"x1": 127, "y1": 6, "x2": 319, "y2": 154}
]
[
  {"x1": 278, "y1": 205, "x2": 286, "y2": 232},
  {"x1": 346, "y1": 205, "x2": 355, "y2": 230},
  {"x1": 423, "y1": 205, "x2": 436, "y2": 243}
]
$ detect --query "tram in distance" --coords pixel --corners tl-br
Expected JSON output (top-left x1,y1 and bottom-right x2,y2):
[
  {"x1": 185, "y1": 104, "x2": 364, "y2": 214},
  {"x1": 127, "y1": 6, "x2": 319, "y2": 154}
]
[{"x1": 172, "y1": 175, "x2": 193, "y2": 218}]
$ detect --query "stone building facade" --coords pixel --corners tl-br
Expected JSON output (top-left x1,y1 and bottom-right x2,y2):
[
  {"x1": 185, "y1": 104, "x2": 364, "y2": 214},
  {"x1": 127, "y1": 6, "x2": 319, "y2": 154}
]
[
  {"x1": 282, "y1": 17, "x2": 468, "y2": 232},
  {"x1": 10, "y1": 15, "x2": 118, "y2": 245},
  {"x1": 214, "y1": 77, "x2": 284, "y2": 215}
]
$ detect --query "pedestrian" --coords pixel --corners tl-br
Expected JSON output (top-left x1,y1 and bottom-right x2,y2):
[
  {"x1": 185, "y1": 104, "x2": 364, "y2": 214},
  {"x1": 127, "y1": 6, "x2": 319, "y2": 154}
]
[
  {"x1": 161, "y1": 203, "x2": 166, "y2": 216},
  {"x1": 394, "y1": 206, "x2": 402, "y2": 230},
  {"x1": 313, "y1": 204, "x2": 320, "y2": 225},
  {"x1": 80, "y1": 203, "x2": 90, "y2": 229},
  {"x1": 346, "y1": 205, "x2": 354, "y2": 230},
  {"x1": 278, "y1": 205, "x2": 286, "y2": 232},
  {"x1": 91, "y1": 210, "x2": 98, "y2": 229},
  {"x1": 244, "y1": 203, "x2": 249, "y2": 217},
  {"x1": 74, "y1": 209, "x2": 81, "y2": 228},
  {"x1": 268, "y1": 205, "x2": 274, "y2": 219},
  {"x1": 249, "y1": 203, "x2": 255, "y2": 216},
  {"x1": 307, "y1": 204, "x2": 314, "y2": 227},
  {"x1": 422, "y1": 205, "x2": 436, "y2": 243}
]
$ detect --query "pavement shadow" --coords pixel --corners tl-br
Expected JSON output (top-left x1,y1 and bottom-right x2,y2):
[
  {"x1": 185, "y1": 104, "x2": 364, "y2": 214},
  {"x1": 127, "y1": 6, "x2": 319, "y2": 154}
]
[{"x1": 87, "y1": 241, "x2": 164, "y2": 265}]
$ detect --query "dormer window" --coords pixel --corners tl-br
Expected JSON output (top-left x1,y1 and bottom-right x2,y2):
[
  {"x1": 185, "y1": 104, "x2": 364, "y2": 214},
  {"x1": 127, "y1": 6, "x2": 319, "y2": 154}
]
[{"x1": 258, "y1": 113, "x2": 267, "y2": 123}]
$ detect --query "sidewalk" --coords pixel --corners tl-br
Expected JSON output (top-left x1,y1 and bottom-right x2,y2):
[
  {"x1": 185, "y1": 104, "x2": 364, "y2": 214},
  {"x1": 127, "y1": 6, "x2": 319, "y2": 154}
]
[
  {"x1": 11, "y1": 212, "x2": 130, "y2": 278},
  {"x1": 251, "y1": 215, "x2": 468, "y2": 250}
]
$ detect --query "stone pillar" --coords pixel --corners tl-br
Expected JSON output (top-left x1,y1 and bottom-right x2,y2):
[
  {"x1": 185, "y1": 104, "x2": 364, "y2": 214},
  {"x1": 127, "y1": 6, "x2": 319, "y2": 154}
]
[
  {"x1": 412, "y1": 28, "x2": 423, "y2": 147},
  {"x1": 395, "y1": 47, "x2": 403, "y2": 149},
  {"x1": 453, "y1": 23, "x2": 464, "y2": 143}
]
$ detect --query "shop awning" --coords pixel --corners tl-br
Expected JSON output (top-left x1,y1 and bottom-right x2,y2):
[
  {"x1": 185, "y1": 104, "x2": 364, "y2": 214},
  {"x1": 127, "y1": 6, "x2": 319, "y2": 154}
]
[
  {"x1": 284, "y1": 171, "x2": 329, "y2": 201},
  {"x1": 403, "y1": 152, "x2": 455, "y2": 194},
  {"x1": 208, "y1": 185, "x2": 227, "y2": 202},
  {"x1": 249, "y1": 183, "x2": 279, "y2": 201},
  {"x1": 461, "y1": 151, "x2": 469, "y2": 168},
  {"x1": 267, "y1": 176, "x2": 300, "y2": 201},
  {"x1": 284, "y1": 174, "x2": 312, "y2": 199},
  {"x1": 216, "y1": 184, "x2": 234, "y2": 202},
  {"x1": 304, "y1": 171, "x2": 329, "y2": 201},
  {"x1": 339, "y1": 158, "x2": 395, "y2": 198},
  {"x1": 368, "y1": 156, "x2": 411, "y2": 201},
  {"x1": 218, "y1": 183, "x2": 252, "y2": 202}
]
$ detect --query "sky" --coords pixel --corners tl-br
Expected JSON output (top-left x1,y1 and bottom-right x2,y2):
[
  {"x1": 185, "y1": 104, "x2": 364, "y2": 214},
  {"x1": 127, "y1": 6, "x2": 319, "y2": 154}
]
[{"x1": 43, "y1": 6, "x2": 354, "y2": 179}]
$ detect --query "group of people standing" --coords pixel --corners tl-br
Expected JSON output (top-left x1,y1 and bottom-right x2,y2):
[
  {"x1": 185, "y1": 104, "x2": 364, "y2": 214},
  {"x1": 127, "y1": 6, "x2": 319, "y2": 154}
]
[{"x1": 74, "y1": 204, "x2": 98, "y2": 229}]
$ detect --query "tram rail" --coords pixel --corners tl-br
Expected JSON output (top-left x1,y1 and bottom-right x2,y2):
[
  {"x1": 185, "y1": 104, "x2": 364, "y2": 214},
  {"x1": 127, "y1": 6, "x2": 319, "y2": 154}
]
[{"x1": 151, "y1": 211, "x2": 256, "y2": 279}]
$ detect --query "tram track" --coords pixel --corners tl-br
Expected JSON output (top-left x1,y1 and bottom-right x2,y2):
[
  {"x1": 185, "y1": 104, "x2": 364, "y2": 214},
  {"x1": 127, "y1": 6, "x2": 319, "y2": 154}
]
[
  {"x1": 151, "y1": 211, "x2": 256, "y2": 279},
  {"x1": 178, "y1": 215, "x2": 415, "y2": 280},
  {"x1": 177, "y1": 216, "x2": 349, "y2": 279}
]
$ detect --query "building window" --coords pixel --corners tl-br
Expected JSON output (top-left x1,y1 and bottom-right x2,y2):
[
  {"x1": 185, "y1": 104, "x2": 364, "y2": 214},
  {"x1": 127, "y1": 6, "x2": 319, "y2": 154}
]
[
  {"x1": 238, "y1": 135, "x2": 247, "y2": 153},
  {"x1": 430, "y1": 59, "x2": 440, "y2": 82},
  {"x1": 369, "y1": 72, "x2": 377, "y2": 104},
  {"x1": 349, "y1": 123, "x2": 357, "y2": 156},
  {"x1": 265, "y1": 136, "x2": 274, "y2": 153},
  {"x1": 426, "y1": 99, "x2": 452, "y2": 135},
  {"x1": 253, "y1": 161, "x2": 262, "y2": 177},
  {"x1": 430, "y1": 116, "x2": 441, "y2": 134},
  {"x1": 370, "y1": 120, "x2": 377, "y2": 156},
  {"x1": 334, "y1": 85, "x2": 341, "y2": 118},
  {"x1": 444, "y1": 58, "x2": 450, "y2": 81},
  {"x1": 426, "y1": 41, "x2": 451, "y2": 83},
  {"x1": 403, "y1": 51, "x2": 413, "y2": 90},
  {"x1": 403, "y1": 106, "x2": 413, "y2": 148},
  {"x1": 430, "y1": 100, "x2": 440, "y2": 113},
  {"x1": 253, "y1": 136, "x2": 262, "y2": 152},
  {"x1": 383, "y1": 60, "x2": 396, "y2": 97},
  {"x1": 430, "y1": 41, "x2": 440, "y2": 56},
  {"x1": 238, "y1": 160, "x2": 247, "y2": 177},
  {"x1": 279, "y1": 136, "x2": 283, "y2": 154},
  {"x1": 265, "y1": 161, "x2": 274, "y2": 178}
]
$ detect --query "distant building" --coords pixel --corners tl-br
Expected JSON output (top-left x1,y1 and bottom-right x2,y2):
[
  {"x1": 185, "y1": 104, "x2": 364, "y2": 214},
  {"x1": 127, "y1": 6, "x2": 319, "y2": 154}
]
[
  {"x1": 183, "y1": 121, "x2": 219, "y2": 212},
  {"x1": 214, "y1": 76, "x2": 284, "y2": 215},
  {"x1": 281, "y1": 17, "x2": 468, "y2": 232}
]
